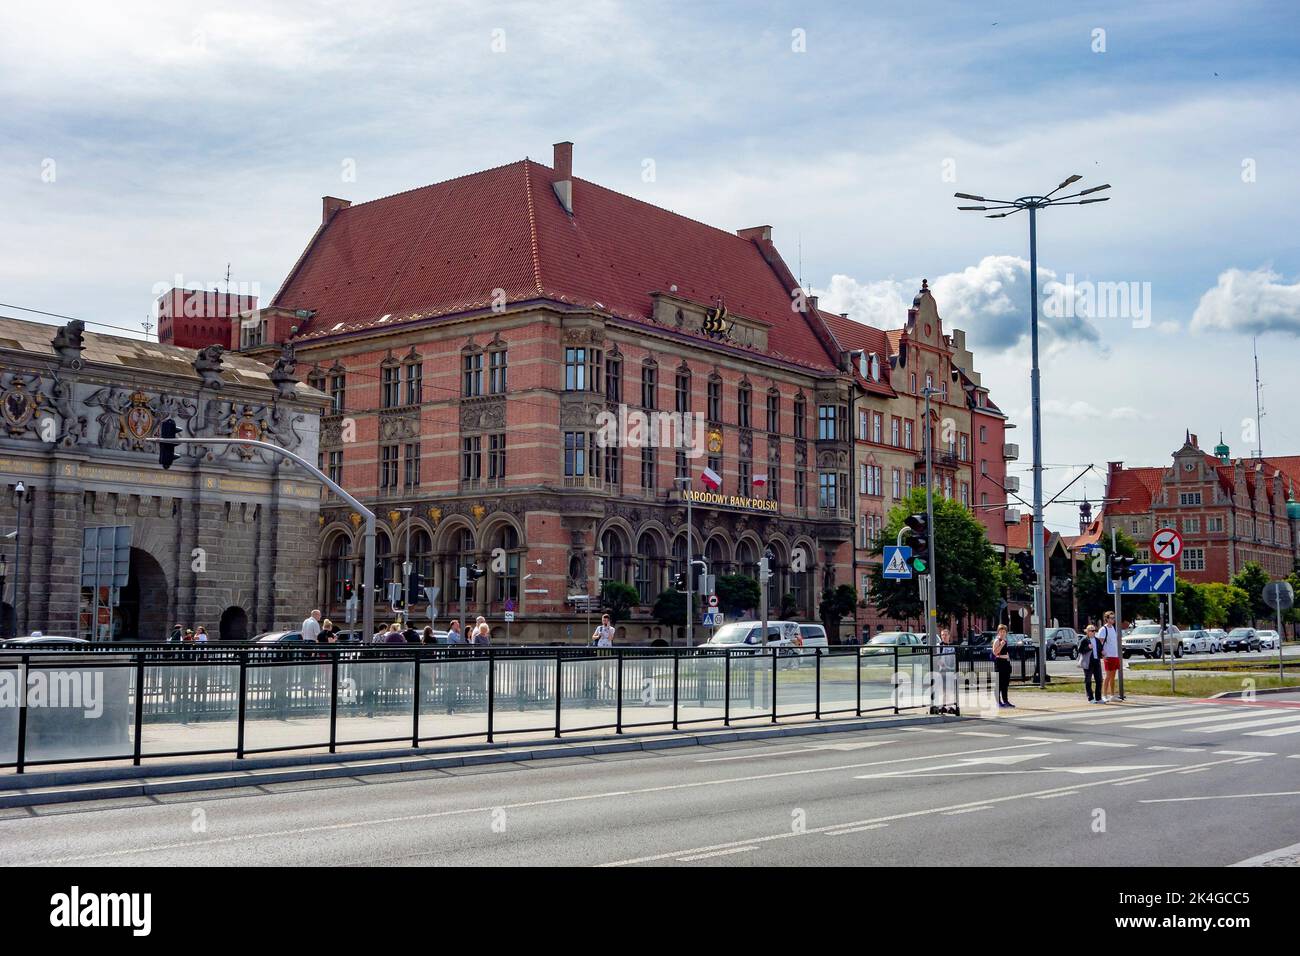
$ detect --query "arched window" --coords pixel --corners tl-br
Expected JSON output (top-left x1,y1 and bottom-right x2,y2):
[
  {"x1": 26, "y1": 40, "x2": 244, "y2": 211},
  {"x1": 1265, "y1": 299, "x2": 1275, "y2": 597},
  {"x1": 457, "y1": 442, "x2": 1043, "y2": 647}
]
[
  {"x1": 706, "y1": 537, "x2": 727, "y2": 573},
  {"x1": 736, "y1": 539, "x2": 758, "y2": 580},
  {"x1": 411, "y1": 529, "x2": 433, "y2": 593},
  {"x1": 327, "y1": 534, "x2": 352, "y2": 605},
  {"x1": 375, "y1": 532, "x2": 393, "y2": 595},
  {"x1": 489, "y1": 524, "x2": 520, "y2": 604},
  {"x1": 634, "y1": 532, "x2": 661, "y2": 604},
  {"x1": 600, "y1": 528, "x2": 630, "y2": 592}
]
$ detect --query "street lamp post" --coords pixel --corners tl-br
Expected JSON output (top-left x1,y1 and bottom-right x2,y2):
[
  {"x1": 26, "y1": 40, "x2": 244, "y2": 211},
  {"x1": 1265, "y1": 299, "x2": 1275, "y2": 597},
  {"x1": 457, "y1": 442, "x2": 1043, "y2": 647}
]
[
  {"x1": 673, "y1": 476, "x2": 693, "y2": 647},
  {"x1": 956, "y1": 176, "x2": 1110, "y2": 689},
  {"x1": 399, "y1": 507, "x2": 413, "y2": 625},
  {"x1": 921, "y1": 386, "x2": 938, "y2": 643},
  {"x1": 13, "y1": 481, "x2": 25, "y2": 637}
]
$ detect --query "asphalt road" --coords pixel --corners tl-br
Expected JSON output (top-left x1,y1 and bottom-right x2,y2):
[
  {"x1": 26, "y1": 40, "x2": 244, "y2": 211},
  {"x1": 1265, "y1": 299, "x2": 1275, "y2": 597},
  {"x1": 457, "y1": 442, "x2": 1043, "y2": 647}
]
[{"x1": 2, "y1": 696, "x2": 1298, "y2": 867}]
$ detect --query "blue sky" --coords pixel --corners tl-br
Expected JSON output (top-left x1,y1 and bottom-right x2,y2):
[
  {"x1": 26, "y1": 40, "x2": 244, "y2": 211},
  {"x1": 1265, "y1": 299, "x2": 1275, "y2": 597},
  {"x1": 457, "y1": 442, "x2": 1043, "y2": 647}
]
[{"x1": 2, "y1": 0, "x2": 1298, "y2": 532}]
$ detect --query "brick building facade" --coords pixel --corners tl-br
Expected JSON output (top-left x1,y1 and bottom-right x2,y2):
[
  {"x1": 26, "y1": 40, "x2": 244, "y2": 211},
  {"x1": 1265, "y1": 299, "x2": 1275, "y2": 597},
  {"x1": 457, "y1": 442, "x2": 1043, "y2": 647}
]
[
  {"x1": 1102, "y1": 433, "x2": 1300, "y2": 584},
  {"x1": 208, "y1": 142, "x2": 1014, "y2": 643}
]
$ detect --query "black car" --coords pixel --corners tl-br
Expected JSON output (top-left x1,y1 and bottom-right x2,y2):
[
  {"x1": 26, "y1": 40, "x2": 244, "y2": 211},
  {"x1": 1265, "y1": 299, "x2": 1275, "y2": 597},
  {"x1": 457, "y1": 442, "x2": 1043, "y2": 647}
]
[
  {"x1": 1043, "y1": 627, "x2": 1079, "y2": 660},
  {"x1": 1003, "y1": 633, "x2": 1041, "y2": 662},
  {"x1": 1223, "y1": 628, "x2": 1260, "y2": 653}
]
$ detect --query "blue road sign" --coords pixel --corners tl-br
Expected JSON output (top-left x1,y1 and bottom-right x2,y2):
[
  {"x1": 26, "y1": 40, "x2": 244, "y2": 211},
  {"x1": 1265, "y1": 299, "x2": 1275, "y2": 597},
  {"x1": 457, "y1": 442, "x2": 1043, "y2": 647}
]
[
  {"x1": 883, "y1": 546, "x2": 913, "y2": 580},
  {"x1": 1078, "y1": 543, "x2": 1101, "y2": 553},
  {"x1": 702, "y1": 610, "x2": 723, "y2": 627},
  {"x1": 1107, "y1": 563, "x2": 1177, "y2": 595}
]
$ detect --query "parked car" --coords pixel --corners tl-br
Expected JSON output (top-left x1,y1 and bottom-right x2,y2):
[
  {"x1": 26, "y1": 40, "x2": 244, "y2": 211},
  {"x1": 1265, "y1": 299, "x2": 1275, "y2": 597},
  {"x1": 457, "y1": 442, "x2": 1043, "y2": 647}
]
[
  {"x1": 1122, "y1": 624, "x2": 1181, "y2": 659},
  {"x1": 1043, "y1": 627, "x2": 1079, "y2": 660},
  {"x1": 1223, "y1": 627, "x2": 1259, "y2": 653},
  {"x1": 1003, "y1": 632, "x2": 1041, "y2": 662},
  {"x1": 254, "y1": 630, "x2": 304, "y2": 644},
  {"x1": 1256, "y1": 630, "x2": 1281, "y2": 650},
  {"x1": 1206, "y1": 628, "x2": 1227, "y2": 653},
  {"x1": 859, "y1": 631, "x2": 924, "y2": 656},
  {"x1": 702, "y1": 621, "x2": 801, "y2": 655},
  {"x1": 0, "y1": 635, "x2": 89, "y2": 647},
  {"x1": 797, "y1": 624, "x2": 830, "y2": 650},
  {"x1": 1179, "y1": 629, "x2": 1212, "y2": 655}
]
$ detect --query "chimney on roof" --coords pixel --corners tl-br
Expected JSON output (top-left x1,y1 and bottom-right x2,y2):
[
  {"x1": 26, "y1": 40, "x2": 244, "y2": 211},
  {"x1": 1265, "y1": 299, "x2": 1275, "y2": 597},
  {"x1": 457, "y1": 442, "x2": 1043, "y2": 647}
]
[
  {"x1": 806, "y1": 295, "x2": 818, "y2": 315},
  {"x1": 737, "y1": 225, "x2": 773, "y2": 242},
  {"x1": 553, "y1": 141, "x2": 574, "y2": 215},
  {"x1": 322, "y1": 196, "x2": 351, "y2": 225}
]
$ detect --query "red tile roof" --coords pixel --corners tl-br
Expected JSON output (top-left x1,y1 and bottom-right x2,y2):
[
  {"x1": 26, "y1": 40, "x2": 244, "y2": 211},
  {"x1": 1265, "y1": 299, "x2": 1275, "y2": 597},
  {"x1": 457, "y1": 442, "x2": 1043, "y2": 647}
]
[
  {"x1": 1103, "y1": 466, "x2": 1165, "y2": 515},
  {"x1": 819, "y1": 311, "x2": 897, "y2": 397},
  {"x1": 1007, "y1": 514, "x2": 1052, "y2": 551},
  {"x1": 273, "y1": 159, "x2": 841, "y2": 371}
]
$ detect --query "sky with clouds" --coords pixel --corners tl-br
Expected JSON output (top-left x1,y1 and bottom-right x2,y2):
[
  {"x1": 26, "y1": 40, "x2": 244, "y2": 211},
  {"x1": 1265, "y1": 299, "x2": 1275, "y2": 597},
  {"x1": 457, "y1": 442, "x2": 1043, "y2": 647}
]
[{"x1": 2, "y1": 0, "x2": 1298, "y2": 533}]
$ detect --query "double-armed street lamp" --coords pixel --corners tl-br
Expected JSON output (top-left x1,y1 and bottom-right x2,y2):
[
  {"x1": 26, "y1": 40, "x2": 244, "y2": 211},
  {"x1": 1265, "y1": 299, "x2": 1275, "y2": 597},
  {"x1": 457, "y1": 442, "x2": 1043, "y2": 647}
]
[{"x1": 955, "y1": 176, "x2": 1111, "y2": 688}]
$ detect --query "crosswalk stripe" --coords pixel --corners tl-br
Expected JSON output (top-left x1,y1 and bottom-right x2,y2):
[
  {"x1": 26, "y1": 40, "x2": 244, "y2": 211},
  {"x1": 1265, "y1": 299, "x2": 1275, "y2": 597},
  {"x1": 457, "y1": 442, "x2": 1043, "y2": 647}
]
[
  {"x1": 1051, "y1": 707, "x2": 1218, "y2": 726},
  {"x1": 1190, "y1": 714, "x2": 1300, "y2": 734},
  {"x1": 1014, "y1": 706, "x2": 1204, "y2": 724},
  {"x1": 1126, "y1": 709, "x2": 1277, "y2": 730},
  {"x1": 1245, "y1": 723, "x2": 1300, "y2": 737}
]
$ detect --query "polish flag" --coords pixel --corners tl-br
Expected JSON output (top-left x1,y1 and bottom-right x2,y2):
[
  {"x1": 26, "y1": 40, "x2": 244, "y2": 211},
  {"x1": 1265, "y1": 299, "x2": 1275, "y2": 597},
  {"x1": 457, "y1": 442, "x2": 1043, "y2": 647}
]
[
  {"x1": 700, "y1": 466, "x2": 722, "y2": 491},
  {"x1": 752, "y1": 473, "x2": 768, "y2": 489}
]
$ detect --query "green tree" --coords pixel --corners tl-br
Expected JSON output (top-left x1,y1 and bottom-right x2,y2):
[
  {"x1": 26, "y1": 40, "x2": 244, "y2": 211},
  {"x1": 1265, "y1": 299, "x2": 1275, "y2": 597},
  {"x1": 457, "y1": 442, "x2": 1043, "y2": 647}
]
[
  {"x1": 1174, "y1": 579, "x2": 1208, "y2": 628},
  {"x1": 1072, "y1": 530, "x2": 1162, "y2": 624},
  {"x1": 818, "y1": 584, "x2": 858, "y2": 641},
  {"x1": 715, "y1": 574, "x2": 761, "y2": 617},
  {"x1": 868, "y1": 489, "x2": 1000, "y2": 623},
  {"x1": 1202, "y1": 582, "x2": 1251, "y2": 628},
  {"x1": 599, "y1": 580, "x2": 641, "y2": 624},
  {"x1": 651, "y1": 589, "x2": 699, "y2": 636},
  {"x1": 1231, "y1": 561, "x2": 1271, "y2": 624}
]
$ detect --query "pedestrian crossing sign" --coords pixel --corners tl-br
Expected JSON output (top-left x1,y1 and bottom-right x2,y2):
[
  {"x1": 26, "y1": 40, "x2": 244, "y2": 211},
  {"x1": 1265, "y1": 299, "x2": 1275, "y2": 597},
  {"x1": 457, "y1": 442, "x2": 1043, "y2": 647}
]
[
  {"x1": 883, "y1": 545, "x2": 913, "y2": 580},
  {"x1": 702, "y1": 610, "x2": 723, "y2": 627}
]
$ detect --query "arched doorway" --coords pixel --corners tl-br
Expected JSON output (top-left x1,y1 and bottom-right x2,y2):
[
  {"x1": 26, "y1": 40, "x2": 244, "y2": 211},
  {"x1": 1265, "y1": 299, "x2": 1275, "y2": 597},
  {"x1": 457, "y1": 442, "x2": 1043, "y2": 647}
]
[
  {"x1": 219, "y1": 606, "x2": 249, "y2": 641},
  {"x1": 117, "y1": 548, "x2": 169, "y2": 641}
]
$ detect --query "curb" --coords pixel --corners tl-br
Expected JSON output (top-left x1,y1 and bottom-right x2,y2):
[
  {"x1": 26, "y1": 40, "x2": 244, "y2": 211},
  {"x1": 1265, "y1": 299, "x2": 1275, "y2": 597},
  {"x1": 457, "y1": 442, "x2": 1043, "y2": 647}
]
[
  {"x1": 1211, "y1": 685, "x2": 1300, "y2": 699},
  {"x1": 0, "y1": 712, "x2": 955, "y2": 809}
]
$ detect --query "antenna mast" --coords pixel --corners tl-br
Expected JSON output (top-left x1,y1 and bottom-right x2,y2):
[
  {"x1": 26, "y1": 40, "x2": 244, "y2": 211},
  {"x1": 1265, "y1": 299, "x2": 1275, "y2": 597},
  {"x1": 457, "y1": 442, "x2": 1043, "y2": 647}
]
[{"x1": 1253, "y1": 336, "x2": 1264, "y2": 458}]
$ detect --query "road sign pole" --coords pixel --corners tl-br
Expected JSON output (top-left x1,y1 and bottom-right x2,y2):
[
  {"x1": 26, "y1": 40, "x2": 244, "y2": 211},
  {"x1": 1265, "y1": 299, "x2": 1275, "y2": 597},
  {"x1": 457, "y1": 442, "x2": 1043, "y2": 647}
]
[
  {"x1": 923, "y1": 387, "x2": 937, "y2": 646},
  {"x1": 1279, "y1": 602, "x2": 1286, "y2": 682},
  {"x1": 685, "y1": 490, "x2": 693, "y2": 648},
  {"x1": 1113, "y1": 528, "x2": 1125, "y2": 700}
]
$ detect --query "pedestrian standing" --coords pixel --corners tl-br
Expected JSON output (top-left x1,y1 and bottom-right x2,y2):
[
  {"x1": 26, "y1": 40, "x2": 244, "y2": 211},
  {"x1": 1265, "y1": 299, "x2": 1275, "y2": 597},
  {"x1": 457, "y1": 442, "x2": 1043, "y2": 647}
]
[
  {"x1": 991, "y1": 624, "x2": 1014, "y2": 708},
  {"x1": 1098, "y1": 611, "x2": 1122, "y2": 702},
  {"x1": 591, "y1": 614, "x2": 615, "y2": 647},
  {"x1": 302, "y1": 609, "x2": 322, "y2": 643},
  {"x1": 383, "y1": 623, "x2": 406, "y2": 644},
  {"x1": 403, "y1": 619, "x2": 420, "y2": 644},
  {"x1": 194, "y1": 625, "x2": 208, "y2": 643},
  {"x1": 470, "y1": 616, "x2": 491, "y2": 646},
  {"x1": 446, "y1": 620, "x2": 464, "y2": 644},
  {"x1": 1078, "y1": 624, "x2": 1104, "y2": 703},
  {"x1": 421, "y1": 625, "x2": 436, "y2": 644}
]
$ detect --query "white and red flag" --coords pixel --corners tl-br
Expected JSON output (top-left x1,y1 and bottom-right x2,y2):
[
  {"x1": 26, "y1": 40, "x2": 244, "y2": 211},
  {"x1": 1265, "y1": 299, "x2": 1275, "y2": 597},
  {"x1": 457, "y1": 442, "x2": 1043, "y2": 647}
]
[
  {"x1": 752, "y1": 473, "x2": 768, "y2": 489},
  {"x1": 700, "y1": 466, "x2": 722, "y2": 491}
]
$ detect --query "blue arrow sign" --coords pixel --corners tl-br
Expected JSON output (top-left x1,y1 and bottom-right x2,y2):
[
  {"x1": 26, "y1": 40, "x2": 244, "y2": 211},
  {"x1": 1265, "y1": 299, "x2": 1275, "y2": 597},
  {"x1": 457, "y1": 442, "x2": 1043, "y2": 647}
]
[
  {"x1": 1107, "y1": 563, "x2": 1176, "y2": 595},
  {"x1": 883, "y1": 546, "x2": 913, "y2": 580}
]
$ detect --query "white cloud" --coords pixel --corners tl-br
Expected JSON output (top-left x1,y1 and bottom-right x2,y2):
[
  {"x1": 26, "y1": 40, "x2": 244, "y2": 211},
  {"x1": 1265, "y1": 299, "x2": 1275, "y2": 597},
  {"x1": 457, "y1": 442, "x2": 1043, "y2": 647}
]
[
  {"x1": 1190, "y1": 267, "x2": 1300, "y2": 335},
  {"x1": 815, "y1": 255, "x2": 1103, "y2": 354}
]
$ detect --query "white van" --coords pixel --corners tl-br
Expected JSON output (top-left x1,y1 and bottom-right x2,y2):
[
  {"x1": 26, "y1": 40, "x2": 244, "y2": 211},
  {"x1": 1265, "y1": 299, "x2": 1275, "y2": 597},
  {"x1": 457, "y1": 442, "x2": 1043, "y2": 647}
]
[{"x1": 702, "y1": 621, "x2": 801, "y2": 652}]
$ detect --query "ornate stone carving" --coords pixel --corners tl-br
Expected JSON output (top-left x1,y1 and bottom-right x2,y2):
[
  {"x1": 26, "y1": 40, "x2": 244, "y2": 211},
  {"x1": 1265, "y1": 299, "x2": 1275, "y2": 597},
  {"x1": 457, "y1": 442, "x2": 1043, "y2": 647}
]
[
  {"x1": 269, "y1": 340, "x2": 299, "y2": 399},
  {"x1": 193, "y1": 346, "x2": 225, "y2": 389},
  {"x1": 558, "y1": 398, "x2": 602, "y2": 428},
  {"x1": 0, "y1": 372, "x2": 47, "y2": 438},
  {"x1": 380, "y1": 413, "x2": 420, "y2": 441},
  {"x1": 460, "y1": 399, "x2": 506, "y2": 431},
  {"x1": 562, "y1": 327, "x2": 605, "y2": 345},
  {"x1": 794, "y1": 440, "x2": 807, "y2": 468},
  {"x1": 51, "y1": 320, "x2": 86, "y2": 367}
]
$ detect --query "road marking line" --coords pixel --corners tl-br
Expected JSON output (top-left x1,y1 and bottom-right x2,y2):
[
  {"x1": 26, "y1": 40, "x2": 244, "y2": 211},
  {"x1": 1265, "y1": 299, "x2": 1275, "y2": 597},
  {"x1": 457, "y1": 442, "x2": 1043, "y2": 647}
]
[
  {"x1": 1035, "y1": 791, "x2": 1079, "y2": 799},
  {"x1": 20, "y1": 741, "x2": 1055, "y2": 866},
  {"x1": 697, "y1": 739, "x2": 900, "y2": 761},
  {"x1": 599, "y1": 754, "x2": 1248, "y2": 866},
  {"x1": 1192, "y1": 715, "x2": 1300, "y2": 733},
  {"x1": 824, "y1": 823, "x2": 889, "y2": 836},
  {"x1": 1017, "y1": 735, "x2": 1069, "y2": 742},
  {"x1": 1142, "y1": 791, "x2": 1300, "y2": 804},
  {"x1": 1234, "y1": 758, "x2": 1263, "y2": 764},
  {"x1": 942, "y1": 806, "x2": 993, "y2": 815},
  {"x1": 1176, "y1": 767, "x2": 1209, "y2": 774},
  {"x1": 696, "y1": 747, "x2": 816, "y2": 762},
  {"x1": 958, "y1": 731, "x2": 1009, "y2": 737},
  {"x1": 1078, "y1": 741, "x2": 1136, "y2": 748},
  {"x1": 1231, "y1": 841, "x2": 1300, "y2": 867},
  {"x1": 1214, "y1": 750, "x2": 1276, "y2": 757},
  {"x1": 1112, "y1": 778, "x2": 1151, "y2": 786},
  {"x1": 1245, "y1": 724, "x2": 1300, "y2": 737},
  {"x1": 1127, "y1": 710, "x2": 1278, "y2": 729},
  {"x1": 677, "y1": 846, "x2": 757, "y2": 862},
  {"x1": 1149, "y1": 746, "x2": 1204, "y2": 753},
  {"x1": 1013, "y1": 706, "x2": 1207, "y2": 724}
]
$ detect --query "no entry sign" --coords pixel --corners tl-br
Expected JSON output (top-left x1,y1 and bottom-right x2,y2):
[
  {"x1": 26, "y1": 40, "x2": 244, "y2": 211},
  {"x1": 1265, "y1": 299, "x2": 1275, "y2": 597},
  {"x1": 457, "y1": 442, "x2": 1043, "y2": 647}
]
[{"x1": 1150, "y1": 527, "x2": 1183, "y2": 563}]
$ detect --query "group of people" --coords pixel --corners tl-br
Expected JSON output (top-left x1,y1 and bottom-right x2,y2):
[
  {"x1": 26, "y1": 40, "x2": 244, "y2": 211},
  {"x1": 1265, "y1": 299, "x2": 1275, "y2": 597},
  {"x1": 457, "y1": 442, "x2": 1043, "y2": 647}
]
[
  {"x1": 1076, "y1": 611, "x2": 1124, "y2": 703},
  {"x1": 170, "y1": 625, "x2": 209, "y2": 642},
  {"x1": 299, "y1": 609, "x2": 494, "y2": 646}
]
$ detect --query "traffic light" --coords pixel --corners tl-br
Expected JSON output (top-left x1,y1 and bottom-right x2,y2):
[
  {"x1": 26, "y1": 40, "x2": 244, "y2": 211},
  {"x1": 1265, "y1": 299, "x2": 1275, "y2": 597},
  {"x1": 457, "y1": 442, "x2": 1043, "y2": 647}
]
[
  {"x1": 158, "y1": 419, "x2": 179, "y2": 470},
  {"x1": 343, "y1": 580, "x2": 354, "y2": 601},
  {"x1": 408, "y1": 569, "x2": 423, "y2": 601},
  {"x1": 1110, "y1": 553, "x2": 1136, "y2": 582},
  {"x1": 672, "y1": 572, "x2": 687, "y2": 591},
  {"x1": 1013, "y1": 550, "x2": 1037, "y2": 585},
  {"x1": 904, "y1": 513, "x2": 929, "y2": 571},
  {"x1": 467, "y1": 563, "x2": 486, "y2": 582}
]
